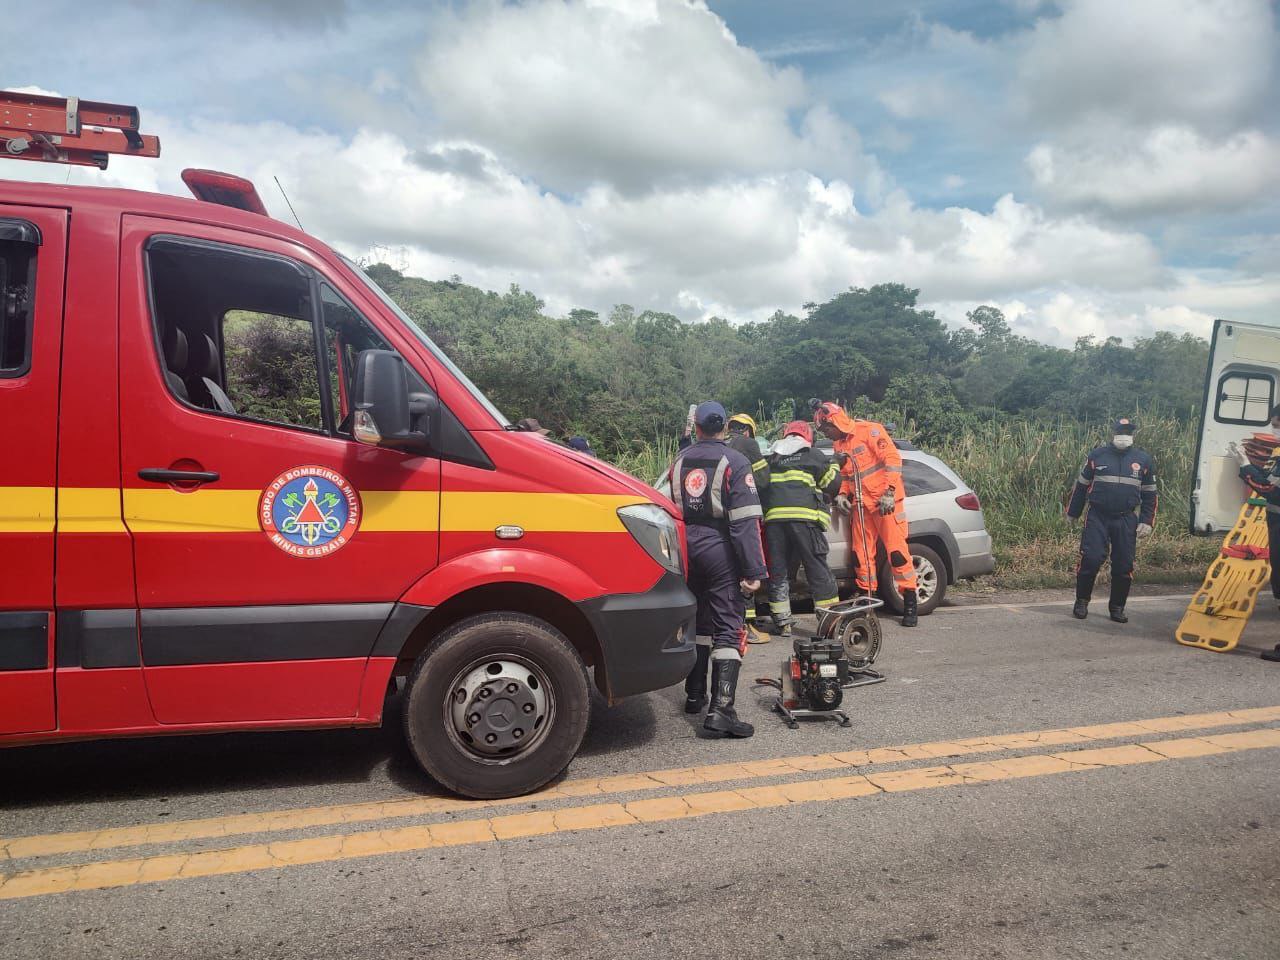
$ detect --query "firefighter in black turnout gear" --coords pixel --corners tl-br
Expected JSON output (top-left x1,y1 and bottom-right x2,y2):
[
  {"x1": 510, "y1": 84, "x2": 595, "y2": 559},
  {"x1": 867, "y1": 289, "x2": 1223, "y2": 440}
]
[
  {"x1": 758, "y1": 419, "x2": 843, "y2": 635},
  {"x1": 1067, "y1": 418, "x2": 1158, "y2": 623},
  {"x1": 663, "y1": 402, "x2": 768, "y2": 738}
]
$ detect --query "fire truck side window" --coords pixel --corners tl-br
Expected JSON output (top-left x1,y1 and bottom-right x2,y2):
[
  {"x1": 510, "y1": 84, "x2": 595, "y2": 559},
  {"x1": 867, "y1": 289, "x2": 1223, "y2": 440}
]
[
  {"x1": 147, "y1": 237, "x2": 327, "y2": 433},
  {"x1": 0, "y1": 233, "x2": 36, "y2": 378},
  {"x1": 222, "y1": 310, "x2": 324, "y2": 430},
  {"x1": 318, "y1": 283, "x2": 431, "y2": 433}
]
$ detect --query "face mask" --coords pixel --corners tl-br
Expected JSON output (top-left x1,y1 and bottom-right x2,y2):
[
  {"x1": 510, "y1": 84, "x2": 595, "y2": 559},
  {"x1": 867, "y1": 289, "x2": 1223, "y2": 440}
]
[{"x1": 1112, "y1": 435, "x2": 1134, "y2": 450}]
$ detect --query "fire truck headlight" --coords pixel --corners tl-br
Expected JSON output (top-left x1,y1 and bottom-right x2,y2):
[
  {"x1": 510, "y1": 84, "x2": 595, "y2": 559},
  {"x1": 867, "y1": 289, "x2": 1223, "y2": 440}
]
[{"x1": 617, "y1": 504, "x2": 682, "y2": 575}]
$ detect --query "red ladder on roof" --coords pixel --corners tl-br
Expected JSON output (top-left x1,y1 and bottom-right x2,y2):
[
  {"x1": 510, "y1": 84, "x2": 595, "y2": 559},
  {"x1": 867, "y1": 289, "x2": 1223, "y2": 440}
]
[{"x1": 0, "y1": 90, "x2": 160, "y2": 169}]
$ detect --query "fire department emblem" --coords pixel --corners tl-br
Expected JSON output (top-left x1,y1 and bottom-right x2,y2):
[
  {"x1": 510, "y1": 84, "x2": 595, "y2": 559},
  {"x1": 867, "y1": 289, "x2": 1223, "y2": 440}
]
[
  {"x1": 684, "y1": 468, "x2": 708, "y2": 498},
  {"x1": 260, "y1": 466, "x2": 361, "y2": 558}
]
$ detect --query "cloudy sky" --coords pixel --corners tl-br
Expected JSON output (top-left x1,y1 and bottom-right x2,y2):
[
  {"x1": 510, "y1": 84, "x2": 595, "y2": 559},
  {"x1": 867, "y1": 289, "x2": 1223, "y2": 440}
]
[{"x1": 5, "y1": 0, "x2": 1278, "y2": 345}]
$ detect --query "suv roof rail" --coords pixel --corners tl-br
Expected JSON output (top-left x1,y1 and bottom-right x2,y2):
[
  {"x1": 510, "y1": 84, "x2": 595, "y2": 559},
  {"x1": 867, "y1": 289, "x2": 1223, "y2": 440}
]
[{"x1": 1, "y1": 90, "x2": 161, "y2": 169}]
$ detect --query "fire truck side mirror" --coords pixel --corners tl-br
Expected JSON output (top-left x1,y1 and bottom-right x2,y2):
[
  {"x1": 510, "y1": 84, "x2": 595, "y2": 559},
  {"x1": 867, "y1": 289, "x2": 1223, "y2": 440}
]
[{"x1": 351, "y1": 349, "x2": 431, "y2": 456}]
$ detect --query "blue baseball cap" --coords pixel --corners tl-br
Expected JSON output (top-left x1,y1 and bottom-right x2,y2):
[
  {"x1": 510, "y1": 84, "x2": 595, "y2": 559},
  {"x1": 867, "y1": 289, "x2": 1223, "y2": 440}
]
[
  {"x1": 695, "y1": 401, "x2": 727, "y2": 432},
  {"x1": 1113, "y1": 417, "x2": 1136, "y2": 434}
]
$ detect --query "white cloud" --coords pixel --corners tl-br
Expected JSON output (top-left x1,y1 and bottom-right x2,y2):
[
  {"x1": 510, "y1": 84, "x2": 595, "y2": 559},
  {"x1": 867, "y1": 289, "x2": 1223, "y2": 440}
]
[
  {"x1": 416, "y1": 0, "x2": 877, "y2": 193},
  {"x1": 1028, "y1": 126, "x2": 1280, "y2": 215},
  {"x1": 3, "y1": 0, "x2": 1274, "y2": 355},
  {"x1": 1017, "y1": 0, "x2": 1275, "y2": 132},
  {"x1": 1015, "y1": 0, "x2": 1278, "y2": 217},
  {"x1": 877, "y1": 78, "x2": 952, "y2": 119}
]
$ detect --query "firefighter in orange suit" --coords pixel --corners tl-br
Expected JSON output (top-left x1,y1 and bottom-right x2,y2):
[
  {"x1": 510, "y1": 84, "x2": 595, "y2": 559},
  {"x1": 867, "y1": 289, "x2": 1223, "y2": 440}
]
[{"x1": 814, "y1": 402, "x2": 919, "y2": 626}]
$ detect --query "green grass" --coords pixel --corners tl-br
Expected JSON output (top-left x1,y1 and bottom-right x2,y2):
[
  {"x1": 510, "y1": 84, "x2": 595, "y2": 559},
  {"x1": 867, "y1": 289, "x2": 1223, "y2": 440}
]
[{"x1": 614, "y1": 412, "x2": 1220, "y2": 591}]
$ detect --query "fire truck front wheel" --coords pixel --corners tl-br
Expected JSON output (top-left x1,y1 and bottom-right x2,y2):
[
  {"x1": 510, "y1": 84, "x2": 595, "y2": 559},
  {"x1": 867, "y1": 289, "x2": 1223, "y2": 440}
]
[{"x1": 403, "y1": 612, "x2": 591, "y2": 800}]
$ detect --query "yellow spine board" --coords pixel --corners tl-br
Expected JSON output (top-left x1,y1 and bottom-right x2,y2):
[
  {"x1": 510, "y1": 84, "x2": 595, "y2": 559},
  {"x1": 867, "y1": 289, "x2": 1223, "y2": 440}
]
[{"x1": 1176, "y1": 501, "x2": 1272, "y2": 652}]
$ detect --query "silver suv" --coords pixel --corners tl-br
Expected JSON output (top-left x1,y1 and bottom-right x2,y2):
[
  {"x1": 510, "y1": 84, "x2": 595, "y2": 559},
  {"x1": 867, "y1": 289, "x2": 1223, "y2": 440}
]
[{"x1": 791, "y1": 439, "x2": 994, "y2": 615}]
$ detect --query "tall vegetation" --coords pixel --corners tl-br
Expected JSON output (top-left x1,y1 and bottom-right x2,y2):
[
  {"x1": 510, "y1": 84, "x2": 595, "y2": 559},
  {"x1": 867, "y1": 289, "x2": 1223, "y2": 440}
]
[
  {"x1": 364, "y1": 263, "x2": 1209, "y2": 457},
  {"x1": 340, "y1": 264, "x2": 1218, "y2": 586}
]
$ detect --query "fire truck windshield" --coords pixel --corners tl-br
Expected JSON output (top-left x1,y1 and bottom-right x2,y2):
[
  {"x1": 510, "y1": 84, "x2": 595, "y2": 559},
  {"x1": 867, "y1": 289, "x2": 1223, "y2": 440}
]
[{"x1": 339, "y1": 254, "x2": 511, "y2": 427}]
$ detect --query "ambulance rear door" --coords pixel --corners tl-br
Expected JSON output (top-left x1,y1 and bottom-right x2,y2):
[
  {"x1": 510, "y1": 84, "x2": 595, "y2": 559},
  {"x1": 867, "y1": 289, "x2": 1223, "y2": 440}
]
[{"x1": 1192, "y1": 317, "x2": 1280, "y2": 533}]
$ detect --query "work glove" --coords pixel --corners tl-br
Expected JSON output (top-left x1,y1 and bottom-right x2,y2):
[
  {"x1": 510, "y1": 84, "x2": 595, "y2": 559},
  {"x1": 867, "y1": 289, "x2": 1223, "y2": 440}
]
[
  {"x1": 877, "y1": 490, "x2": 895, "y2": 515},
  {"x1": 1226, "y1": 441, "x2": 1249, "y2": 468},
  {"x1": 1137, "y1": 522, "x2": 1153, "y2": 540},
  {"x1": 834, "y1": 452, "x2": 850, "y2": 468},
  {"x1": 835, "y1": 494, "x2": 852, "y2": 514},
  {"x1": 1066, "y1": 512, "x2": 1081, "y2": 524}
]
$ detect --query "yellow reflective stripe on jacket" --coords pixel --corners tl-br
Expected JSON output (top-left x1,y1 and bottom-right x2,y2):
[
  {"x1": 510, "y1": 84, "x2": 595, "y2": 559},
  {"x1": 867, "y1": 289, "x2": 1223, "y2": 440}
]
[
  {"x1": 764, "y1": 505, "x2": 830, "y2": 528},
  {"x1": 769, "y1": 469, "x2": 818, "y2": 488},
  {"x1": 818, "y1": 464, "x2": 839, "y2": 488}
]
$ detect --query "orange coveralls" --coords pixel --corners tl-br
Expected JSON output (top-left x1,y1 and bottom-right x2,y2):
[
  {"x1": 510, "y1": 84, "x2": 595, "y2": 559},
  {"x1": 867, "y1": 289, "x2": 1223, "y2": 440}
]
[{"x1": 831, "y1": 412, "x2": 917, "y2": 594}]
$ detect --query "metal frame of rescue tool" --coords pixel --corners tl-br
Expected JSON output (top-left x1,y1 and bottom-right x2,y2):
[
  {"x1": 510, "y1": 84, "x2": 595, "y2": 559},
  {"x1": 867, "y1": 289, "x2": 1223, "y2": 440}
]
[
  {"x1": 770, "y1": 457, "x2": 887, "y2": 730},
  {"x1": 1, "y1": 91, "x2": 161, "y2": 169}
]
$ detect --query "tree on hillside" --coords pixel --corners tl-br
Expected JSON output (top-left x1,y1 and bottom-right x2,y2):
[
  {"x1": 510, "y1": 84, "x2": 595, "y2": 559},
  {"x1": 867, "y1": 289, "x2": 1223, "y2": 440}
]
[{"x1": 350, "y1": 265, "x2": 1209, "y2": 455}]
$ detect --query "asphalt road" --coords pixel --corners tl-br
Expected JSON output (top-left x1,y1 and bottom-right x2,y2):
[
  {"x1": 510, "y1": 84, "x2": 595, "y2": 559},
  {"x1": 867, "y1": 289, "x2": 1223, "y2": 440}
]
[{"x1": 2, "y1": 592, "x2": 1278, "y2": 960}]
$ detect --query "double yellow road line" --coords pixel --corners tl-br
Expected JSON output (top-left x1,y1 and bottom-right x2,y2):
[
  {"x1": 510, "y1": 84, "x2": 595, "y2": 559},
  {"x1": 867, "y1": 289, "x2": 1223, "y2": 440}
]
[{"x1": 3, "y1": 705, "x2": 1278, "y2": 901}]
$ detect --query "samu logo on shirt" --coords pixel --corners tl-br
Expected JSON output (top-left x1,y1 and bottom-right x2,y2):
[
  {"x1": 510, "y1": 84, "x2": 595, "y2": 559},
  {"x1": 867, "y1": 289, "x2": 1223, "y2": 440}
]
[{"x1": 684, "y1": 468, "x2": 708, "y2": 498}]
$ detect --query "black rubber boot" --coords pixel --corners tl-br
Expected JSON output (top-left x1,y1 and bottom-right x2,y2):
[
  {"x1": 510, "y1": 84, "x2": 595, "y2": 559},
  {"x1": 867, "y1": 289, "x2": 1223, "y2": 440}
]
[
  {"x1": 1075, "y1": 569, "x2": 1097, "y2": 614},
  {"x1": 901, "y1": 588, "x2": 919, "y2": 627},
  {"x1": 1109, "y1": 576, "x2": 1131, "y2": 624},
  {"x1": 1261, "y1": 644, "x2": 1280, "y2": 663},
  {"x1": 684, "y1": 645, "x2": 710, "y2": 714},
  {"x1": 703, "y1": 657, "x2": 754, "y2": 738}
]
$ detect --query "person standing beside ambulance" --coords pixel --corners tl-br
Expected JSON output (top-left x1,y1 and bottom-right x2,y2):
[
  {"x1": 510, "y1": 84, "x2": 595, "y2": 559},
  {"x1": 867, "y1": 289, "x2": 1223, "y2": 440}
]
[
  {"x1": 660, "y1": 402, "x2": 767, "y2": 738},
  {"x1": 1066, "y1": 417, "x2": 1158, "y2": 623},
  {"x1": 813, "y1": 402, "x2": 919, "y2": 627}
]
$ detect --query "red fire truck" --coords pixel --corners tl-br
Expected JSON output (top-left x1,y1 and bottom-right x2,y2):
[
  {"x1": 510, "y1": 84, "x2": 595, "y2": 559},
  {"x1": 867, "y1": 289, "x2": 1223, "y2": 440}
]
[{"x1": 0, "y1": 92, "x2": 696, "y2": 798}]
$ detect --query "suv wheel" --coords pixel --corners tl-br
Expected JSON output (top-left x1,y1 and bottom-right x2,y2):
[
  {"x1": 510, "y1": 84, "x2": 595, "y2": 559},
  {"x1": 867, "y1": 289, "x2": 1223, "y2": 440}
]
[
  {"x1": 402, "y1": 613, "x2": 591, "y2": 799},
  {"x1": 879, "y1": 543, "x2": 946, "y2": 616}
]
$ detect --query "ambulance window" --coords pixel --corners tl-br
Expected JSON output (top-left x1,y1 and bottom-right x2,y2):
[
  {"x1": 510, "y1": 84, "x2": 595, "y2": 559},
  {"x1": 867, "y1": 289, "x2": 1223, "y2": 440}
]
[
  {"x1": 1215, "y1": 373, "x2": 1274, "y2": 426},
  {"x1": 0, "y1": 229, "x2": 37, "y2": 378},
  {"x1": 147, "y1": 237, "x2": 327, "y2": 434}
]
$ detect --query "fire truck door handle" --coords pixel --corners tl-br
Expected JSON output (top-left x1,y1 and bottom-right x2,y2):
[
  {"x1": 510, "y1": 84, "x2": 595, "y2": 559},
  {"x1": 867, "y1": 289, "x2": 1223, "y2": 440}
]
[{"x1": 138, "y1": 468, "x2": 221, "y2": 485}]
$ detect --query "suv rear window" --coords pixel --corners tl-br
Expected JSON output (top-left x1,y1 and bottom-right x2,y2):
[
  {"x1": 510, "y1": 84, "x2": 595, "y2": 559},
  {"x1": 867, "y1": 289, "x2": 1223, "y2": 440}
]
[{"x1": 902, "y1": 459, "x2": 956, "y2": 497}]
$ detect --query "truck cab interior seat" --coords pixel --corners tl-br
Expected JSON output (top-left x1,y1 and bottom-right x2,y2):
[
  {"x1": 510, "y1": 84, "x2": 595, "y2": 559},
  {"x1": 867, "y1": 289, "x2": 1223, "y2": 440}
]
[
  {"x1": 183, "y1": 330, "x2": 236, "y2": 415},
  {"x1": 161, "y1": 325, "x2": 190, "y2": 402}
]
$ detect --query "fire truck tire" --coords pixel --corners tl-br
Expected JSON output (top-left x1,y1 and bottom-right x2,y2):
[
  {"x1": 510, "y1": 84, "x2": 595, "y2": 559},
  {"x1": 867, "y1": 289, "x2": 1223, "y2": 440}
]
[{"x1": 402, "y1": 612, "x2": 591, "y2": 800}]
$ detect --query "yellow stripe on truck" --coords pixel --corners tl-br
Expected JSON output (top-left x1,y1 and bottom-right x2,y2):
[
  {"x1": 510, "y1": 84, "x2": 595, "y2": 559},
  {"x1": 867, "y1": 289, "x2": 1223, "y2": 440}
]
[
  {"x1": 119, "y1": 489, "x2": 640, "y2": 534},
  {"x1": 123, "y1": 489, "x2": 260, "y2": 533},
  {"x1": 60, "y1": 487, "x2": 127, "y2": 533},
  {"x1": 439, "y1": 493, "x2": 642, "y2": 533},
  {"x1": 0, "y1": 487, "x2": 55, "y2": 533},
  {"x1": 3, "y1": 487, "x2": 646, "y2": 534}
]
